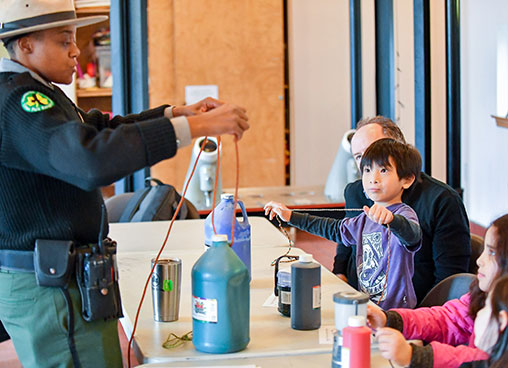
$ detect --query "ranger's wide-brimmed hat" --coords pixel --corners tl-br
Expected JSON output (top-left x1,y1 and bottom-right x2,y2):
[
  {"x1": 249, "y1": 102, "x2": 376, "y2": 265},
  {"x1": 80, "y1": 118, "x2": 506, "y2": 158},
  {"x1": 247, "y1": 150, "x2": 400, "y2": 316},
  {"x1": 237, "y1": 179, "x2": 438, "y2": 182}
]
[{"x1": 0, "y1": 0, "x2": 107, "y2": 40}]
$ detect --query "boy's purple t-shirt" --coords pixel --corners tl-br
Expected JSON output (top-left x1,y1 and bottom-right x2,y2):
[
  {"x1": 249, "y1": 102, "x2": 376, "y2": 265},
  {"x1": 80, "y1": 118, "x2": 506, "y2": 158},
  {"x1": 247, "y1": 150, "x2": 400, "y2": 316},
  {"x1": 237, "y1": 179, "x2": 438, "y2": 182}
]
[{"x1": 340, "y1": 203, "x2": 420, "y2": 309}]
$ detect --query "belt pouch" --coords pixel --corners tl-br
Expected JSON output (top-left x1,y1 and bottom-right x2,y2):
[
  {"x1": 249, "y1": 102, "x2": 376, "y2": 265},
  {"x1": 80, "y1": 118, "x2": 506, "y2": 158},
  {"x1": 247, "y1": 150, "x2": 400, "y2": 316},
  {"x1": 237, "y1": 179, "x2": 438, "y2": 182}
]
[
  {"x1": 34, "y1": 240, "x2": 76, "y2": 287},
  {"x1": 76, "y1": 242, "x2": 123, "y2": 322}
]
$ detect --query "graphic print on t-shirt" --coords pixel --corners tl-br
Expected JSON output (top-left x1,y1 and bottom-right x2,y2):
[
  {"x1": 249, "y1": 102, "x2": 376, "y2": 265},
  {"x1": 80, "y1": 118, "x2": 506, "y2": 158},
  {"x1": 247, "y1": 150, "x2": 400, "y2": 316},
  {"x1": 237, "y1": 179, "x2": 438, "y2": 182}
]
[{"x1": 357, "y1": 231, "x2": 386, "y2": 302}]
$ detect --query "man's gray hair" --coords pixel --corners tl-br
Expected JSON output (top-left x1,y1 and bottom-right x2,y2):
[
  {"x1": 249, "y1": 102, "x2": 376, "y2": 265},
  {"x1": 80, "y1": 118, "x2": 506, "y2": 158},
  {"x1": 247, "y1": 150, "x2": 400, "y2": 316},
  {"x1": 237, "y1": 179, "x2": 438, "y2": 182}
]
[{"x1": 356, "y1": 116, "x2": 406, "y2": 144}]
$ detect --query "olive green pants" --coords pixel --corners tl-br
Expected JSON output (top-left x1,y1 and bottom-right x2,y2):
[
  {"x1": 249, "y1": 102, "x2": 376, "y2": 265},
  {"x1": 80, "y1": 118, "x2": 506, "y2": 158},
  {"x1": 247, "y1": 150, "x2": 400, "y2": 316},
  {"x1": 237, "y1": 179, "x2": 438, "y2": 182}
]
[{"x1": 0, "y1": 269, "x2": 122, "y2": 368}]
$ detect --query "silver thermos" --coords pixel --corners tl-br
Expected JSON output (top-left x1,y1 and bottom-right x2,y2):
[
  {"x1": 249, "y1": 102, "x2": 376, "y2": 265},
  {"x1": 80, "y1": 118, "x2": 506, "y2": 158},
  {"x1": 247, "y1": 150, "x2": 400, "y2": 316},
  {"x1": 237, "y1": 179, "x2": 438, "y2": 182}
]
[{"x1": 151, "y1": 258, "x2": 182, "y2": 322}]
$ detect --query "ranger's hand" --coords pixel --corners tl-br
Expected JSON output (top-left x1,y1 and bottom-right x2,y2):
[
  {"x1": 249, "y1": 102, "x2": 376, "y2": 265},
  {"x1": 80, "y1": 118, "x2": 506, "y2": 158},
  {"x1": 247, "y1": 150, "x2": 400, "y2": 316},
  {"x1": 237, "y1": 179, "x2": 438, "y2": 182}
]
[
  {"x1": 173, "y1": 97, "x2": 223, "y2": 117},
  {"x1": 187, "y1": 103, "x2": 249, "y2": 140}
]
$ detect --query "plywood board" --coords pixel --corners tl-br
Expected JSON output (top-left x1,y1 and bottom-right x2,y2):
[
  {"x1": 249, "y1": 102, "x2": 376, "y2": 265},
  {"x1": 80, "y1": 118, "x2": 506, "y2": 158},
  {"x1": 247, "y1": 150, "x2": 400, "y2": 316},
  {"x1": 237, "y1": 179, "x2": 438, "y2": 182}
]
[{"x1": 147, "y1": 0, "x2": 285, "y2": 191}]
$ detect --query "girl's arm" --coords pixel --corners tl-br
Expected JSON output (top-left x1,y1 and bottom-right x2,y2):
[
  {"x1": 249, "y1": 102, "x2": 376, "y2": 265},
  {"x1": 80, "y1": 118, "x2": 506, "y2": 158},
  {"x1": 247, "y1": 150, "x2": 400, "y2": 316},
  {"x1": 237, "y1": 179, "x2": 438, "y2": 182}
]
[
  {"x1": 379, "y1": 301, "x2": 489, "y2": 368},
  {"x1": 425, "y1": 341, "x2": 488, "y2": 368},
  {"x1": 382, "y1": 341, "x2": 488, "y2": 368},
  {"x1": 393, "y1": 294, "x2": 474, "y2": 346}
]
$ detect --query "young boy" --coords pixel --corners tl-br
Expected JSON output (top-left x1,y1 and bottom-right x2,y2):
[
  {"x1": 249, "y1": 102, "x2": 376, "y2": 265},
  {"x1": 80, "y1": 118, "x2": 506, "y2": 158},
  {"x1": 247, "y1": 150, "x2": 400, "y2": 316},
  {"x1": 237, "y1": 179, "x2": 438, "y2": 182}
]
[
  {"x1": 265, "y1": 138, "x2": 422, "y2": 309},
  {"x1": 0, "y1": 1, "x2": 249, "y2": 367}
]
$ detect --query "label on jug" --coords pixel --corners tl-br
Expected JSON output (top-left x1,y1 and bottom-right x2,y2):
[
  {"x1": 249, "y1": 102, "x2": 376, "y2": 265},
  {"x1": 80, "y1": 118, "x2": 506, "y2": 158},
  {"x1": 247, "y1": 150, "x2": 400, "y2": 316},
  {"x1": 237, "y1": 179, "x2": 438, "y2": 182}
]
[
  {"x1": 313, "y1": 285, "x2": 321, "y2": 309},
  {"x1": 192, "y1": 296, "x2": 218, "y2": 323}
]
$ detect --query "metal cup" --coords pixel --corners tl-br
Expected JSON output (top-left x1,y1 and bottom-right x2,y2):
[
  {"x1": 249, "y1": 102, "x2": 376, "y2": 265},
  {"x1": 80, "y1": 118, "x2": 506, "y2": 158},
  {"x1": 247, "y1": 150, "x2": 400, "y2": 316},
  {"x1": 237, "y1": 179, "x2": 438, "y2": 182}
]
[{"x1": 151, "y1": 258, "x2": 182, "y2": 322}]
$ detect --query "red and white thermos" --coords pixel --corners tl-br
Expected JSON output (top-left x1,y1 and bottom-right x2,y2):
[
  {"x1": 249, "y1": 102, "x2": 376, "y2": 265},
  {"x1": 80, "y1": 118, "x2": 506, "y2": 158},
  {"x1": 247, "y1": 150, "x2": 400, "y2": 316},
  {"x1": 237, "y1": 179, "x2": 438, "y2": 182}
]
[{"x1": 341, "y1": 315, "x2": 370, "y2": 368}]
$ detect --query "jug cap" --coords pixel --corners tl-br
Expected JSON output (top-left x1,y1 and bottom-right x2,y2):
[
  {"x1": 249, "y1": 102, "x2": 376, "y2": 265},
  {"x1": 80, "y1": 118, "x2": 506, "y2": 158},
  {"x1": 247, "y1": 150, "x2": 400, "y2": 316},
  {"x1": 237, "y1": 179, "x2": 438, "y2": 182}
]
[
  {"x1": 221, "y1": 193, "x2": 234, "y2": 200},
  {"x1": 212, "y1": 234, "x2": 229, "y2": 243},
  {"x1": 348, "y1": 315, "x2": 366, "y2": 327},
  {"x1": 333, "y1": 291, "x2": 369, "y2": 304},
  {"x1": 299, "y1": 254, "x2": 313, "y2": 263}
]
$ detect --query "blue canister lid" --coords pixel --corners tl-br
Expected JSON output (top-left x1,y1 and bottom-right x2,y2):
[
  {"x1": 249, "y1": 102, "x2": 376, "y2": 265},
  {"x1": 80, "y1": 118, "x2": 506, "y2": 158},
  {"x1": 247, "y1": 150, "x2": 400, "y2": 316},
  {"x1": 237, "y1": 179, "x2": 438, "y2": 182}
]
[{"x1": 277, "y1": 269, "x2": 291, "y2": 287}]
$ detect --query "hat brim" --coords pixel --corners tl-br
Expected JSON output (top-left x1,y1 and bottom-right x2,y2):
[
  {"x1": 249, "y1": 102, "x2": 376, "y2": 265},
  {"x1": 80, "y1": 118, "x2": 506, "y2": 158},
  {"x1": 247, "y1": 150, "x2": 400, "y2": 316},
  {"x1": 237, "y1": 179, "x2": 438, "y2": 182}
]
[{"x1": 0, "y1": 15, "x2": 108, "y2": 40}]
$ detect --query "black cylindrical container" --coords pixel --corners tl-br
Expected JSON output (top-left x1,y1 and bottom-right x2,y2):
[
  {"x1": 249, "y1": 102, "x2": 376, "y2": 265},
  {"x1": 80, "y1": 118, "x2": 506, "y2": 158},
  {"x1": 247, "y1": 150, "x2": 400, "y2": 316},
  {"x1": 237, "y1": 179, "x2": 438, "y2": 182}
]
[
  {"x1": 277, "y1": 269, "x2": 291, "y2": 317},
  {"x1": 291, "y1": 254, "x2": 321, "y2": 330}
]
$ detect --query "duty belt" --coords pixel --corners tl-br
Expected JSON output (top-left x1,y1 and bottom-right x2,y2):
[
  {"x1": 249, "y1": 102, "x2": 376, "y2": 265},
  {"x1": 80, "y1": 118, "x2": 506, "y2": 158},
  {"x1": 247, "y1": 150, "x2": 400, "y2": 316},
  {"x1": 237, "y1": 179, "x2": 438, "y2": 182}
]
[{"x1": 0, "y1": 249, "x2": 35, "y2": 272}]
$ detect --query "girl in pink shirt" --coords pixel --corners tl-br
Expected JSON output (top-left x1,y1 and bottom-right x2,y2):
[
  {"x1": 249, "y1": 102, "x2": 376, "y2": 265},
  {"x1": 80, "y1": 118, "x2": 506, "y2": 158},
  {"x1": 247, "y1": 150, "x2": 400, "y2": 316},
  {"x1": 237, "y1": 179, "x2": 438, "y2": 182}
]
[{"x1": 368, "y1": 213, "x2": 508, "y2": 368}]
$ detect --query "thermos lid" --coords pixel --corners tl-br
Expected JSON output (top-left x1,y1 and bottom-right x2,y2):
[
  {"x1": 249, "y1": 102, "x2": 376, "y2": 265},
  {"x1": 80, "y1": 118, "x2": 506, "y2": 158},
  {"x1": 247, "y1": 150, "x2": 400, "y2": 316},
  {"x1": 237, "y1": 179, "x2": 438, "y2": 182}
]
[
  {"x1": 221, "y1": 193, "x2": 234, "y2": 200},
  {"x1": 151, "y1": 257, "x2": 181, "y2": 266},
  {"x1": 299, "y1": 254, "x2": 313, "y2": 263},
  {"x1": 348, "y1": 315, "x2": 366, "y2": 327},
  {"x1": 333, "y1": 291, "x2": 369, "y2": 304},
  {"x1": 277, "y1": 268, "x2": 291, "y2": 286},
  {"x1": 212, "y1": 234, "x2": 229, "y2": 243}
]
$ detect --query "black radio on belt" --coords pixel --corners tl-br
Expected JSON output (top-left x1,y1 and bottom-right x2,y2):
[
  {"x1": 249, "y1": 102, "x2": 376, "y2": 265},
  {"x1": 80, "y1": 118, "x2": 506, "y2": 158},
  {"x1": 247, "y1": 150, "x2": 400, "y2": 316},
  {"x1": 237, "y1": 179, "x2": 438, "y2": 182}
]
[
  {"x1": 76, "y1": 206, "x2": 123, "y2": 322},
  {"x1": 76, "y1": 238, "x2": 123, "y2": 322}
]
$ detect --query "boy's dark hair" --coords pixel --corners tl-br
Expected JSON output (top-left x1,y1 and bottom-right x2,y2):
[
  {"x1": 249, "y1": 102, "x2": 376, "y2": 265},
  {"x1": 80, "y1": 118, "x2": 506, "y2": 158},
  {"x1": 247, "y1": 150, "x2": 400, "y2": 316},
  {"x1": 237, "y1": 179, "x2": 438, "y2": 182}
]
[
  {"x1": 356, "y1": 116, "x2": 407, "y2": 144},
  {"x1": 469, "y1": 214, "x2": 508, "y2": 320},
  {"x1": 360, "y1": 138, "x2": 421, "y2": 182}
]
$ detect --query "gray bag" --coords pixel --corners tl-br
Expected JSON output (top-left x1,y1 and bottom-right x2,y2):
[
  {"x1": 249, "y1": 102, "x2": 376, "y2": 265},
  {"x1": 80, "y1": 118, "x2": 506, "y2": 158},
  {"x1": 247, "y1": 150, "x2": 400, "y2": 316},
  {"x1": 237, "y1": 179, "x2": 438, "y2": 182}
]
[{"x1": 119, "y1": 177, "x2": 199, "y2": 222}]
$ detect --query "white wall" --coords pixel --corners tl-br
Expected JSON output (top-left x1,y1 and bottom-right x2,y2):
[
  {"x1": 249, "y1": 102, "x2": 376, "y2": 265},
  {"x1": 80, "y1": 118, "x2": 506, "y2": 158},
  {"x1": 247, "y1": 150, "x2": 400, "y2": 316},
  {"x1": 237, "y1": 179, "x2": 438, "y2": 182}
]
[
  {"x1": 462, "y1": 0, "x2": 508, "y2": 226},
  {"x1": 288, "y1": 0, "x2": 351, "y2": 186},
  {"x1": 429, "y1": 0, "x2": 447, "y2": 182},
  {"x1": 361, "y1": 0, "x2": 377, "y2": 117},
  {"x1": 393, "y1": 0, "x2": 415, "y2": 144},
  {"x1": 288, "y1": 0, "x2": 420, "y2": 187}
]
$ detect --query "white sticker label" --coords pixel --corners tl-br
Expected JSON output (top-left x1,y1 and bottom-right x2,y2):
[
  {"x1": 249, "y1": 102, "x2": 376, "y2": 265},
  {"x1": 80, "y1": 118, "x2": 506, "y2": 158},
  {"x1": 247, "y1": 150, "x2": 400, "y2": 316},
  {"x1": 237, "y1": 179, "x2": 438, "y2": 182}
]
[
  {"x1": 319, "y1": 325, "x2": 336, "y2": 344},
  {"x1": 341, "y1": 346, "x2": 350, "y2": 367},
  {"x1": 263, "y1": 293, "x2": 278, "y2": 307},
  {"x1": 313, "y1": 285, "x2": 321, "y2": 309},
  {"x1": 192, "y1": 296, "x2": 218, "y2": 323},
  {"x1": 280, "y1": 290, "x2": 291, "y2": 305}
]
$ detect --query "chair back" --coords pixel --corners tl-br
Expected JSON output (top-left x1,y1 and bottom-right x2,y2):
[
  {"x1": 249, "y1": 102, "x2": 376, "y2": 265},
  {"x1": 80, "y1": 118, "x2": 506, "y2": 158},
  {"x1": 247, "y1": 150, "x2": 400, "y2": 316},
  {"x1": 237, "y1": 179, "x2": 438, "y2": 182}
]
[
  {"x1": 418, "y1": 273, "x2": 476, "y2": 308},
  {"x1": 469, "y1": 233, "x2": 484, "y2": 274},
  {"x1": 104, "y1": 192, "x2": 135, "y2": 223}
]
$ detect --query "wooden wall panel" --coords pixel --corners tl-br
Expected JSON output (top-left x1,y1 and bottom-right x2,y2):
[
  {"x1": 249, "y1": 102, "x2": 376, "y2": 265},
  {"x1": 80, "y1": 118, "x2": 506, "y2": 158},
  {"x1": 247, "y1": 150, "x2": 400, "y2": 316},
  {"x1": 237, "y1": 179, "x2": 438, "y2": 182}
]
[{"x1": 147, "y1": 0, "x2": 285, "y2": 190}]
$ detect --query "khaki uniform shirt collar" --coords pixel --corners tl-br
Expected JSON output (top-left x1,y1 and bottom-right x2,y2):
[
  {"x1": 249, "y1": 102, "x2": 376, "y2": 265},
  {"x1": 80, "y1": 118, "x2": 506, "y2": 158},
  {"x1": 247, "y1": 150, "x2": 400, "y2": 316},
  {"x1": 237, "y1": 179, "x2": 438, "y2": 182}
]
[{"x1": 0, "y1": 58, "x2": 54, "y2": 90}]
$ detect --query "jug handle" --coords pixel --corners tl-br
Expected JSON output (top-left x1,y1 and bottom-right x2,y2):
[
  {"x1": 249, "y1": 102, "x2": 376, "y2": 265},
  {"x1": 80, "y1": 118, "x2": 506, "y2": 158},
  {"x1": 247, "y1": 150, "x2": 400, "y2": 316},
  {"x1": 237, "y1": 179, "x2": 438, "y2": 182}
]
[{"x1": 237, "y1": 200, "x2": 249, "y2": 224}]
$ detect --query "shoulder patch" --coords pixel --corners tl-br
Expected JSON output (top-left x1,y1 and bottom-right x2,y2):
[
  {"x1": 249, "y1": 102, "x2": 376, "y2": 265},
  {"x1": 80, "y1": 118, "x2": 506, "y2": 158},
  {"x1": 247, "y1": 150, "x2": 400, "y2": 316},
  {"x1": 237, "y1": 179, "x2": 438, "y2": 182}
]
[{"x1": 20, "y1": 91, "x2": 55, "y2": 113}]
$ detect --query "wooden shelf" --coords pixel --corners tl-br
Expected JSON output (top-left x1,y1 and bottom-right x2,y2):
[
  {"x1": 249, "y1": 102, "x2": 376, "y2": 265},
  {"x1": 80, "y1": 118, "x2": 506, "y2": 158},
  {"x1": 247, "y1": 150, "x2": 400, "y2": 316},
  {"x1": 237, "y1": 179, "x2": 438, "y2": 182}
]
[
  {"x1": 76, "y1": 6, "x2": 109, "y2": 15},
  {"x1": 77, "y1": 87, "x2": 112, "y2": 98},
  {"x1": 491, "y1": 115, "x2": 508, "y2": 129}
]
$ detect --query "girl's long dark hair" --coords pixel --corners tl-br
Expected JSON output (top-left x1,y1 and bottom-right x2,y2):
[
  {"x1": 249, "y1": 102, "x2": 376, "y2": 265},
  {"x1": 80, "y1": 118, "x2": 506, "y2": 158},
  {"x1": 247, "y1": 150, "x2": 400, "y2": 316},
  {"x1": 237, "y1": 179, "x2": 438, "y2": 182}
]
[
  {"x1": 488, "y1": 275, "x2": 508, "y2": 368},
  {"x1": 469, "y1": 214, "x2": 508, "y2": 318}
]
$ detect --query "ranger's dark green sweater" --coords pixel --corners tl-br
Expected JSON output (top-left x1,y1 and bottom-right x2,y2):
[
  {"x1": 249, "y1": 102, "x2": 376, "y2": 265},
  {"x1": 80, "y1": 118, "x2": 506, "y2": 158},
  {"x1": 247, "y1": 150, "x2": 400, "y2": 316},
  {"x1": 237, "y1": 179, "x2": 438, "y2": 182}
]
[{"x1": 0, "y1": 71, "x2": 177, "y2": 250}]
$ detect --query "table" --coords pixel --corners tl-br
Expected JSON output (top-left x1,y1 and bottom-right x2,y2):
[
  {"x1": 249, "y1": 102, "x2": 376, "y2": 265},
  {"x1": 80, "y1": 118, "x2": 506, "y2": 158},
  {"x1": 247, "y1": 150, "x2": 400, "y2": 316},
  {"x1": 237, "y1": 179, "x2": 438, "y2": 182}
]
[
  {"x1": 135, "y1": 351, "x2": 393, "y2": 367},
  {"x1": 117, "y1": 246, "x2": 349, "y2": 364},
  {"x1": 205, "y1": 185, "x2": 344, "y2": 214},
  {"x1": 108, "y1": 217, "x2": 289, "y2": 253},
  {"x1": 111, "y1": 218, "x2": 391, "y2": 367}
]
